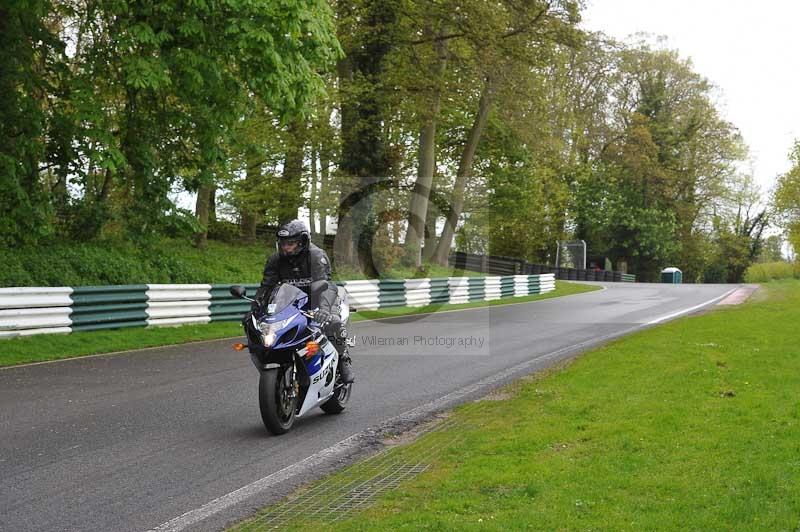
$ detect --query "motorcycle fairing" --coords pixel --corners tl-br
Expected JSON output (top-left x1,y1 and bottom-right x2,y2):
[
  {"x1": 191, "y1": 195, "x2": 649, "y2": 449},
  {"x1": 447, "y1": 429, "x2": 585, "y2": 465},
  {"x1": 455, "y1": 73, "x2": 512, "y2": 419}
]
[{"x1": 295, "y1": 337, "x2": 338, "y2": 417}]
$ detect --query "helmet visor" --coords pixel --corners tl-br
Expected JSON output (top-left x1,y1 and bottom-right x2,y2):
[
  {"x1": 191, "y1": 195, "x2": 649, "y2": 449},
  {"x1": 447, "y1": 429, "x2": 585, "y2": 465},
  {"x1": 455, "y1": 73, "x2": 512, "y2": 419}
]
[{"x1": 279, "y1": 237, "x2": 302, "y2": 254}]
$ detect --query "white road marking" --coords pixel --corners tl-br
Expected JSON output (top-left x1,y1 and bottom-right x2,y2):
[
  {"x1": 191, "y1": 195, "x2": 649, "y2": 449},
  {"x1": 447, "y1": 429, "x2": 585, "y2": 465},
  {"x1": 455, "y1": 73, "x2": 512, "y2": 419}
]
[
  {"x1": 148, "y1": 435, "x2": 363, "y2": 532},
  {"x1": 645, "y1": 288, "x2": 738, "y2": 325}
]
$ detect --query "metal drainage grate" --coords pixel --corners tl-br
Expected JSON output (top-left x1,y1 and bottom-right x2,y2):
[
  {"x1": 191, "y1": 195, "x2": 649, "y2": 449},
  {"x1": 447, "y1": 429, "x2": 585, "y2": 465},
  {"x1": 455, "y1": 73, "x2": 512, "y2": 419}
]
[{"x1": 234, "y1": 417, "x2": 462, "y2": 530}]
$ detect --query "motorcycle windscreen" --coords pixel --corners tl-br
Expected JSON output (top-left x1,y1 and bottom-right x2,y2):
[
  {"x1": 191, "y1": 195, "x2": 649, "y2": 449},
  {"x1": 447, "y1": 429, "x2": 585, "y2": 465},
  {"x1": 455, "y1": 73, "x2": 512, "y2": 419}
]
[{"x1": 267, "y1": 284, "x2": 308, "y2": 315}]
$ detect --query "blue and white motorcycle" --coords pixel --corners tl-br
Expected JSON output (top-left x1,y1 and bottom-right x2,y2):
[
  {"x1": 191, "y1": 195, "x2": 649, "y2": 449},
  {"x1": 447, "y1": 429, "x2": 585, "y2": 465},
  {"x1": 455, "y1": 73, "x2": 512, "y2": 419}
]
[{"x1": 229, "y1": 281, "x2": 352, "y2": 435}]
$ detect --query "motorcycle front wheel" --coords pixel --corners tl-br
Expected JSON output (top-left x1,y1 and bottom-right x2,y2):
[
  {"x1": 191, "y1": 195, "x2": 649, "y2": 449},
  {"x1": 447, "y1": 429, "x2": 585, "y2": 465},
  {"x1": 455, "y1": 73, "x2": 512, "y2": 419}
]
[{"x1": 259, "y1": 369, "x2": 296, "y2": 435}]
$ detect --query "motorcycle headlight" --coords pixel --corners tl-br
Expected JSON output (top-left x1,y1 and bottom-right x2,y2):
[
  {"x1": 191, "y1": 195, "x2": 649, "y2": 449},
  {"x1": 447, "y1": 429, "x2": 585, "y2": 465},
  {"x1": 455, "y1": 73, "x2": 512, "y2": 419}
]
[{"x1": 258, "y1": 316, "x2": 295, "y2": 347}]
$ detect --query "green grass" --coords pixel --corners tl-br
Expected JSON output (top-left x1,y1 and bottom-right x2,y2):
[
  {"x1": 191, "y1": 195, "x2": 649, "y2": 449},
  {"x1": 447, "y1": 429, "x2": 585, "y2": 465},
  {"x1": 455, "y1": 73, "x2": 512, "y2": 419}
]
[
  {"x1": 0, "y1": 281, "x2": 598, "y2": 367},
  {"x1": 235, "y1": 280, "x2": 800, "y2": 531},
  {"x1": 0, "y1": 322, "x2": 245, "y2": 367}
]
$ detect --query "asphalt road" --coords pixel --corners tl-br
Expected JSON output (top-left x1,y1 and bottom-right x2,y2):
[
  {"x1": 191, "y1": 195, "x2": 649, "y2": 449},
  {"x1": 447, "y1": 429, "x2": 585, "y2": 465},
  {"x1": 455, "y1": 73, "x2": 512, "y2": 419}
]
[{"x1": 0, "y1": 282, "x2": 736, "y2": 531}]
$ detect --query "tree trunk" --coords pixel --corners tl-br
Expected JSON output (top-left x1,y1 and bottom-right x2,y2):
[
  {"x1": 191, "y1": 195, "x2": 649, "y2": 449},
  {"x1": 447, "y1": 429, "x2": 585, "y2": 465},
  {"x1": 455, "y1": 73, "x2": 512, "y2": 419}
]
[
  {"x1": 240, "y1": 149, "x2": 261, "y2": 244},
  {"x1": 209, "y1": 186, "x2": 217, "y2": 223},
  {"x1": 432, "y1": 78, "x2": 495, "y2": 265},
  {"x1": 421, "y1": 196, "x2": 438, "y2": 262},
  {"x1": 309, "y1": 145, "x2": 319, "y2": 239},
  {"x1": 319, "y1": 139, "x2": 330, "y2": 238},
  {"x1": 335, "y1": 56, "x2": 356, "y2": 266},
  {"x1": 405, "y1": 27, "x2": 448, "y2": 267},
  {"x1": 279, "y1": 119, "x2": 306, "y2": 224},
  {"x1": 98, "y1": 167, "x2": 113, "y2": 202},
  {"x1": 194, "y1": 183, "x2": 212, "y2": 248},
  {"x1": 406, "y1": 120, "x2": 437, "y2": 267}
]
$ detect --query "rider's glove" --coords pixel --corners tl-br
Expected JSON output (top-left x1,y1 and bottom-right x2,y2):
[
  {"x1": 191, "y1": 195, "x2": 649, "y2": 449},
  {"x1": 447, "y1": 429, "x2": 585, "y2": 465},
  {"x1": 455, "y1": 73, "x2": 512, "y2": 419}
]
[
  {"x1": 314, "y1": 309, "x2": 333, "y2": 326},
  {"x1": 250, "y1": 299, "x2": 262, "y2": 313}
]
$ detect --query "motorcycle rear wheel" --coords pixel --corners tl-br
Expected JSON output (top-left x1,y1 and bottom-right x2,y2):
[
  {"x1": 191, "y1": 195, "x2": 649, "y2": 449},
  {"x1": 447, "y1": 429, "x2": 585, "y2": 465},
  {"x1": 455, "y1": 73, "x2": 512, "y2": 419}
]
[{"x1": 259, "y1": 369, "x2": 296, "y2": 435}]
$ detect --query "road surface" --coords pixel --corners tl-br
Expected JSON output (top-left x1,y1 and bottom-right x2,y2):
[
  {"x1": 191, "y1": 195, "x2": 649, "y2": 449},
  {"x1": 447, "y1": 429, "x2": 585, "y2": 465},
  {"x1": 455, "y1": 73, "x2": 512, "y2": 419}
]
[{"x1": 0, "y1": 282, "x2": 735, "y2": 531}]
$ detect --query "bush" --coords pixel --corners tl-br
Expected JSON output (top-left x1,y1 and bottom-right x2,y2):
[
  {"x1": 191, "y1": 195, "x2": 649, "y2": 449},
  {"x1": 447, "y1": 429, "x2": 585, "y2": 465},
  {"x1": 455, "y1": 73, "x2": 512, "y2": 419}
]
[
  {"x1": 0, "y1": 238, "x2": 268, "y2": 287},
  {"x1": 744, "y1": 261, "x2": 800, "y2": 283},
  {"x1": 0, "y1": 237, "x2": 478, "y2": 287},
  {"x1": 207, "y1": 220, "x2": 241, "y2": 243},
  {"x1": 0, "y1": 253, "x2": 34, "y2": 286}
]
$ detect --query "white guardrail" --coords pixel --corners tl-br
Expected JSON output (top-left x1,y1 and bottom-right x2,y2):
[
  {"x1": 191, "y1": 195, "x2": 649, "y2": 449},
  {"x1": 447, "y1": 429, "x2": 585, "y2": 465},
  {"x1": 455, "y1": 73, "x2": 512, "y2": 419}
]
[{"x1": 0, "y1": 274, "x2": 556, "y2": 338}]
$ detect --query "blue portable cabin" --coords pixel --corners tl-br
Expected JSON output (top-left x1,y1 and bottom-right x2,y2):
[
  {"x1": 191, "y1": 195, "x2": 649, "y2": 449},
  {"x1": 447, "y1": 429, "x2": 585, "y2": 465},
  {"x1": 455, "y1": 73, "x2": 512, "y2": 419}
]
[{"x1": 661, "y1": 267, "x2": 683, "y2": 284}]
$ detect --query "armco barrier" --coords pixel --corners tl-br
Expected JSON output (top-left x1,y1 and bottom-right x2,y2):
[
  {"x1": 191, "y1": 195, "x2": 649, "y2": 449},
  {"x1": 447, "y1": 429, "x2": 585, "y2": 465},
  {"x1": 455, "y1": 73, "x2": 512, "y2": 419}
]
[
  {"x1": 404, "y1": 279, "x2": 432, "y2": 307},
  {"x1": 447, "y1": 277, "x2": 471, "y2": 305},
  {"x1": 0, "y1": 274, "x2": 556, "y2": 338},
  {"x1": 209, "y1": 284, "x2": 259, "y2": 322},
  {"x1": 70, "y1": 285, "x2": 148, "y2": 332},
  {"x1": 484, "y1": 277, "x2": 502, "y2": 301},
  {"x1": 0, "y1": 287, "x2": 73, "y2": 337},
  {"x1": 341, "y1": 280, "x2": 380, "y2": 311},
  {"x1": 451, "y1": 251, "x2": 636, "y2": 282},
  {"x1": 378, "y1": 279, "x2": 406, "y2": 308},
  {"x1": 146, "y1": 284, "x2": 212, "y2": 327},
  {"x1": 429, "y1": 278, "x2": 450, "y2": 305},
  {"x1": 513, "y1": 274, "x2": 529, "y2": 297}
]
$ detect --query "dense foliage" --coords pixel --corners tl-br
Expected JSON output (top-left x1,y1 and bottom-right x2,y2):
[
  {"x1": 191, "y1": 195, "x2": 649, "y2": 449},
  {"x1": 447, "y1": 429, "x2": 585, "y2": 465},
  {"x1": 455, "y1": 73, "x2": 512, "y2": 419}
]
[
  {"x1": 1, "y1": 0, "x2": 339, "y2": 247},
  {"x1": 774, "y1": 142, "x2": 800, "y2": 256},
  {"x1": 1, "y1": 0, "x2": 786, "y2": 285},
  {"x1": 0, "y1": 239, "x2": 269, "y2": 286},
  {"x1": 745, "y1": 261, "x2": 800, "y2": 283}
]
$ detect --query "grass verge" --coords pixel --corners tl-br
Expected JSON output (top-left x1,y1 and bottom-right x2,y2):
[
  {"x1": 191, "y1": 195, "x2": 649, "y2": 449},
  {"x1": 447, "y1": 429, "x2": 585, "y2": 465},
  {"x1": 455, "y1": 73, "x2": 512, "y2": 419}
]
[
  {"x1": 234, "y1": 280, "x2": 800, "y2": 531},
  {"x1": 0, "y1": 281, "x2": 598, "y2": 367}
]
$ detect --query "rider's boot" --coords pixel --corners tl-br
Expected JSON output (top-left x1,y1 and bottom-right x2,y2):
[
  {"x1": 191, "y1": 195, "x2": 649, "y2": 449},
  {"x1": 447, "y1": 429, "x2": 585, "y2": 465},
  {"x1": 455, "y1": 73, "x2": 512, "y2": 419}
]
[
  {"x1": 330, "y1": 333, "x2": 355, "y2": 384},
  {"x1": 329, "y1": 318, "x2": 354, "y2": 384}
]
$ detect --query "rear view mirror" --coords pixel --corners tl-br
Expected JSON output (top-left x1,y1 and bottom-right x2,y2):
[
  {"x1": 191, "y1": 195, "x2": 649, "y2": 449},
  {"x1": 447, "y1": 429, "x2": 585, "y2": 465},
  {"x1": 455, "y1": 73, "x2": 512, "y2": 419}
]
[{"x1": 230, "y1": 285, "x2": 247, "y2": 299}]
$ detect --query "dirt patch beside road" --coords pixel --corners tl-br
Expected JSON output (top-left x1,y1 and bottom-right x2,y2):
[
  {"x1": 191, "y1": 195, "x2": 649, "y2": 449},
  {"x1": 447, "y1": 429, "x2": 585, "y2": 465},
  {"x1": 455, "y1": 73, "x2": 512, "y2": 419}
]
[{"x1": 717, "y1": 284, "x2": 759, "y2": 305}]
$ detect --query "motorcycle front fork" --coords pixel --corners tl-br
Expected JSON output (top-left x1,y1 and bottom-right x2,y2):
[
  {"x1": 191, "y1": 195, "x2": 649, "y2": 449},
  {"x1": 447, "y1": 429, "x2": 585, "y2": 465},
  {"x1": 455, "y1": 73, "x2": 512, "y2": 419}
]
[{"x1": 283, "y1": 363, "x2": 298, "y2": 399}]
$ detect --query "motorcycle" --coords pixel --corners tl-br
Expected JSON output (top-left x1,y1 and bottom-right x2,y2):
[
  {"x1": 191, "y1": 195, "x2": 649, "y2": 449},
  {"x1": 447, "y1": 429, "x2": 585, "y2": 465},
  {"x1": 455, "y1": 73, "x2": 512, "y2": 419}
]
[{"x1": 229, "y1": 280, "x2": 352, "y2": 435}]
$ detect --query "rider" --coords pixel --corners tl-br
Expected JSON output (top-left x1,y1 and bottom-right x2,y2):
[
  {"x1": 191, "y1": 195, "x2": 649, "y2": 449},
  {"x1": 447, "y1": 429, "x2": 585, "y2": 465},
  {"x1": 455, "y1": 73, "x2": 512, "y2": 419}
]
[{"x1": 254, "y1": 219, "x2": 354, "y2": 384}]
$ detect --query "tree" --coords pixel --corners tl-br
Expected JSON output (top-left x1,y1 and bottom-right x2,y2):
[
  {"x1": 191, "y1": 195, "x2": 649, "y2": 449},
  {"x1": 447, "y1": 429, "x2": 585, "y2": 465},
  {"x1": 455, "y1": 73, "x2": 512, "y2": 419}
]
[
  {"x1": 704, "y1": 174, "x2": 768, "y2": 283},
  {"x1": 775, "y1": 141, "x2": 800, "y2": 255},
  {"x1": 335, "y1": 0, "x2": 400, "y2": 274},
  {"x1": 758, "y1": 235, "x2": 785, "y2": 263},
  {"x1": 403, "y1": 19, "x2": 449, "y2": 267},
  {"x1": 428, "y1": 0, "x2": 582, "y2": 265},
  {"x1": 0, "y1": 0, "x2": 69, "y2": 246},
  {"x1": 3, "y1": 1, "x2": 771, "y2": 288},
  {"x1": 1, "y1": 0, "x2": 341, "y2": 246},
  {"x1": 568, "y1": 39, "x2": 747, "y2": 281}
]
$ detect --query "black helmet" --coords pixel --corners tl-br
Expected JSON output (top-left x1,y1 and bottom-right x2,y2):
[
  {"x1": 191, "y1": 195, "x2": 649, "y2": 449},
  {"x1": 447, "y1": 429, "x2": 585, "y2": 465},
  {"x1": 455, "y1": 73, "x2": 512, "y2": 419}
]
[{"x1": 276, "y1": 219, "x2": 310, "y2": 256}]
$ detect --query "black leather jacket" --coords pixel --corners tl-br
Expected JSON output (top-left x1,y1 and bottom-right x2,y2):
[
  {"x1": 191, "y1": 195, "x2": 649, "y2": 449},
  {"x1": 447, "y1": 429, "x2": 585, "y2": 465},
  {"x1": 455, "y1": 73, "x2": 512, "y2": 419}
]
[{"x1": 255, "y1": 243, "x2": 338, "y2": 313}]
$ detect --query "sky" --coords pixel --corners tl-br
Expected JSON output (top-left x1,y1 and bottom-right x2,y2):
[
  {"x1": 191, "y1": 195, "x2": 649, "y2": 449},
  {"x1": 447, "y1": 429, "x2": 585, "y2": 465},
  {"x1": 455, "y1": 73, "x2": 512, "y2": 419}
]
[{"x1": 581, "y1": 0, "x2": 800, "y2": 195}]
